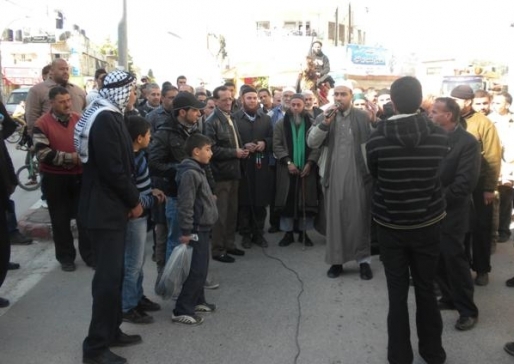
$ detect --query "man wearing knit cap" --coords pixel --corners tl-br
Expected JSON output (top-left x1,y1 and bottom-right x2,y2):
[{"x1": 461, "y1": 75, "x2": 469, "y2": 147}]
[
  {"x1": 450, "y1": 84, "x2": 501, "y2": 286},
  {"x1": 307, "y1": 82, "x2": 373, "y2": 281},
  {"x1": 273, "y1": 93, "x2": 320, "y2": 247},
  {"x1": 233, "y1": 86, "x2": 273, "y2": 248}
]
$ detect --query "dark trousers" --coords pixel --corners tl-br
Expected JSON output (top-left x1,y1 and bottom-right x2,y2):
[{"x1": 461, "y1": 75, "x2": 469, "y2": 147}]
[
  {"x1": 268, "y1": 166, "x2": 280, "y2": 229},
  {"x1": 468, "y1": 189, "x2": 493, "y2": 273},
  {"x1": 6, "y1": 199, "x2": 17, "y2": 233},
  {"x1": 436, "y1": 213, "x2": 478, "y2": 318},
  {"x1": 0, "y1": 206, "x2": 10, "y2": 290},
  {"x1": 238, "y1": 205, "x2": 267, "y2": 237},
  {"x1": 174, "y1": 232, "x2": 209, "y2": 316},
  {"x1": 43, "y1": 173, "x2": 93, "y2": 265},
  {"x1": 378, "y1": 223, "x2": 446, "y2": 364},
  {"x1": 498, "y1": 185, "x2": 513, "y2": 239},
  {"x1": 211, "y1": 180, "x2": 239, "y2": 256},
  {"x1": 83, "y1": 228, "x2": 126, "y2": 358}
]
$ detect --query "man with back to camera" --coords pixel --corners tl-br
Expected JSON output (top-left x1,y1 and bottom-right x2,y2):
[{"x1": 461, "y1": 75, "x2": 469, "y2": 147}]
[{"x1": 366, "y1": 76, "x2": 448, "y2": 364}]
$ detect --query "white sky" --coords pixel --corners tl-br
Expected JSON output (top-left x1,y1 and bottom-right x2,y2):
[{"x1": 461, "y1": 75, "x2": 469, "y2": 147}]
[{"x1": 3, "y1": 0, "x2": 514, "y2": 82}]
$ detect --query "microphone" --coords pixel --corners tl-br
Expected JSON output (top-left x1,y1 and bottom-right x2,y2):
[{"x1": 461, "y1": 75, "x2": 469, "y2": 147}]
[{"x1": 325, "y1": 102, "x2": 341, "y2": 119}]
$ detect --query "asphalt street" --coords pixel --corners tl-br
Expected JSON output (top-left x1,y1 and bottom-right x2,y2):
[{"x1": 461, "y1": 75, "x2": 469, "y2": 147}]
[{"x1": 2, "y1": 227, "x2": 514, "y2": 363}]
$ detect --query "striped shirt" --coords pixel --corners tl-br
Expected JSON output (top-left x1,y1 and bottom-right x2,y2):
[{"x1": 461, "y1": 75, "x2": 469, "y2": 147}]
[
  {"x1": 366, "y1": 113, "x2": 449, "y2": 229},
  {"x1": 134, "y1": 150, "x2": 156, "y2": 211}
]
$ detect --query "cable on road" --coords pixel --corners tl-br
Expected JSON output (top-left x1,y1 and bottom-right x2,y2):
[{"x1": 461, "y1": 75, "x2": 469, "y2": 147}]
[{"x1": 261, "y1": 244, "x2": 305, "y2": 364}]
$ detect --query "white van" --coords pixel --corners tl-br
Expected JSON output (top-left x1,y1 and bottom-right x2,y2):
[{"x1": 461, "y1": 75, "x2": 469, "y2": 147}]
[{"x1": 5, "y1": 87, "x2": 31, "y2": 115}]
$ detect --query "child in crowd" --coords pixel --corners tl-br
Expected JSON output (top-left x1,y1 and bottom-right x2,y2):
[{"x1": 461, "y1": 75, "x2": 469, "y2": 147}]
[
  {"x1": 172, "y1": 133, "x2": 218, "y2": 325},
  {"x1": 122, "y1": 116, "x2": 166, "y2": 324}
]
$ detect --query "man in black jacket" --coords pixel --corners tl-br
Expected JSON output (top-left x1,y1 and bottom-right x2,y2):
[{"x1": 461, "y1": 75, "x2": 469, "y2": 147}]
[
  {"x1": 76, "y1": 70, "x2": 143, "y2": 364},
  {"x1": 0, "y1": 103, "x2": 18, "y2": 308},
  {"x1": 430, "y1": 97, "x2": 480, "y2": 331},
  {"x1": 204, "y1": 86, "x2": 248, "y2": 263},
  {"x1": 148, "y1": 92, "x2": 206, "y2": 260}
]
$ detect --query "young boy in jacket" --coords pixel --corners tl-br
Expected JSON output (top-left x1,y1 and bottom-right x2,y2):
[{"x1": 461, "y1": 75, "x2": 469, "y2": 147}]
[{"x1": 172, "y1": 133, "x2": 218, "y2": 325}]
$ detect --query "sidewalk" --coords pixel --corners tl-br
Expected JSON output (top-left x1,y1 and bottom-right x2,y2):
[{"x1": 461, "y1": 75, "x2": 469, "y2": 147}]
[{"x1": 1, "y1": 228, "x2": 514, "y2": 364}]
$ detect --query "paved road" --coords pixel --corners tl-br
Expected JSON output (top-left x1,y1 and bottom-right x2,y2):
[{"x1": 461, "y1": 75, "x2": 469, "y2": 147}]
[{"x1": 1, "y1": 226, "x2": 514, "y2": 364}]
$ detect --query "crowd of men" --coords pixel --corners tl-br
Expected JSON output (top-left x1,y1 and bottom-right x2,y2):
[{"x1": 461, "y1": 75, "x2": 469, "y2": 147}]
[{"x1": 1, "y1": 54, "x2": 514, "y2": 364}]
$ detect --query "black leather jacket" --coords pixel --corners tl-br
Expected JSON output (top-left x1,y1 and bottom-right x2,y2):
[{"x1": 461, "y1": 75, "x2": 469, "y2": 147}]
[
  {"x1": 148, "y1": 116, "x2": 214, "y2": 196},
  {"x1": 203, "y1": 108, "x2": 242, "y2": 181}
]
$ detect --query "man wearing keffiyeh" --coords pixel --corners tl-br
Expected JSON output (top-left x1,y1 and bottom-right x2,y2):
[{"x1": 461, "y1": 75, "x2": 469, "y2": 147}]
[
  {"x1": 33, "y1": 86, "x2": 93, "y2": 272},
  {"x1": 77, "y1": 70, "x2": 143, "y2": 364}
]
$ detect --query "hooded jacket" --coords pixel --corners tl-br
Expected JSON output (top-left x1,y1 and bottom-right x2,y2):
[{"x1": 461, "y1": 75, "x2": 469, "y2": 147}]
[
  {"x1": 366, "y1": 113, "x2": 449, "y2": 229},
  {"x1": 176, "y1": 158, "x2": 218, "y2": 235}
]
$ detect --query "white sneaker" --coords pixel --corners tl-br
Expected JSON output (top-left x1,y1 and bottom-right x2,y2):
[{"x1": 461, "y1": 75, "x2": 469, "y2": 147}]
[
  {"x1": 204, "y1": 277, "x2": 219, "y2": 290},
  {"x1": 171, "y1": 314, "x2": 204, "y2": 325},
  {"x1": 195, "y1": 302, "x2": 217, "y2": 313}
]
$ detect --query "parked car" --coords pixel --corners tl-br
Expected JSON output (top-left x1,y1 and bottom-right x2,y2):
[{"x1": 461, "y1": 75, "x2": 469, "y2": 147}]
[{"x1": 5, "y1": 87, "x2": 31, "y2": 115}]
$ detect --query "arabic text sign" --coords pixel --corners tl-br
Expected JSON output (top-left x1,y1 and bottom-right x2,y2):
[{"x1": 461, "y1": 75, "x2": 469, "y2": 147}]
[{"x1": 347, "y1": 44, "x2": 387, "y2": 66}]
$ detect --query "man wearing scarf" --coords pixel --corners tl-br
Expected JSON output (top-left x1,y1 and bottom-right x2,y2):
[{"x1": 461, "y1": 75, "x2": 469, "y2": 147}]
[
  {"x1": 32, "y1": 86, "x2": 93, "y2": 272},
  {"x1": 273, "y1": 94, "x2": 320, "y2": 247},
  {"x1": 75, "y1": 70, "x2": 143, "y2": 364},
  {"x1": 233, "y1": 87, "x2": 273, "y2": 248}
]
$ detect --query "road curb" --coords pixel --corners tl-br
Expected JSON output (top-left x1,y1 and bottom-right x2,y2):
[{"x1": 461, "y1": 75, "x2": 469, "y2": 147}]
[{"x1": 17, "y1": 208, "x2": 53, "y2": 240}]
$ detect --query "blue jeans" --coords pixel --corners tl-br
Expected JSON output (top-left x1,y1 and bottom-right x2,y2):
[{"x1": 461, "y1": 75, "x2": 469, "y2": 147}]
[
  {"x1": 165, "y1": 197, "x2": 180, "y2": 262},
  {"x1": 122, "y1": 216, "x2": 148, "y2": 312}
]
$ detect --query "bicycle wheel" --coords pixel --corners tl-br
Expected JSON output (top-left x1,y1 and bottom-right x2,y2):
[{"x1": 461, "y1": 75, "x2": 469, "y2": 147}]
[
  {"x1": 16, "y1": 165, "x2": 41, "y2": 191},
  {"x1": 6, "y1": 129, "x2": 22, "y2": 144}
]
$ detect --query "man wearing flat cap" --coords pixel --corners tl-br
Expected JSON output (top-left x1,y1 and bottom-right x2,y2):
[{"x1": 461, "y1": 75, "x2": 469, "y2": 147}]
[
  {"x1": 148, "y1": 92, "x2": 208, "y2": 260},
  {"x1": 450, "y1": 84, "x2": 502, "y2": 286}
]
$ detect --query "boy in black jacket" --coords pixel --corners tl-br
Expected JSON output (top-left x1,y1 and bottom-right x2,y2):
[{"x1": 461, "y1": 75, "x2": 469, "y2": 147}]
[{"x1": 172, "y1": 134, "x2": 218, "y2": 325}]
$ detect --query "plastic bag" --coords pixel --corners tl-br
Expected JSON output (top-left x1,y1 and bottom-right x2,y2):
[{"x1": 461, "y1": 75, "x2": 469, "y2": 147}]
[{"x1": 155, "y1": 243, "x2": 192, "y2": 300}]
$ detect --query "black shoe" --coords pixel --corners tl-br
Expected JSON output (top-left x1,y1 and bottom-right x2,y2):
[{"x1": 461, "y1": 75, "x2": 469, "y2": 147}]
[
  {"x1": 455, "y1": 316, "x2": 477, "y2": 331},
  {"x1": 505, "y1": 342, "x2": 514, "y2": 356},
  {"x1": 242, "y1": 235, "x2": 252, "y2": 249},
  {"x1": 437, "y1": 299, "x2": 456, "y2": 310},
  {"x1": 359, "y1": 263, "x2": 373, "y2": 280},
  {"x1": 506, "y1": 276, "x2": 514, "y2": 287},
  {"x1": 327, "y1": 264, "x2": 343, "y2": 278},
  {"x1": 122, "y1": 308, "x2": 154, "y2": 324},
  {"x1": 227, "y1": 248, "x2": 245, "y2": 256},
  {"x1": 9, "y1": 231, "x2": 32, "y2": 245},
  {"x1": 298, "y1": 232, "x2": 313, "y2": 247},
  {"x1": 278, "y1": 232, "x2": 294, "y2": 247},
  {"x1": 0, "y1": 297, "x2": 9, "y2": 308},
  {"x1": 83, "y1": 349, "x2": 127, "y2": 364},
  {"x1": 213, "y1": 254, "x2": 235, "y2": 263},
  {"x1": 137, "y1": 295, "x2": 161, "y2": 312},
  {"x1": 253, "y1": 234, "x2": 268, "y2": 248},
  {"x1": 61, "y1": 262, "x2": 76, "y2": 272},
  {"x1": 475, "y1": 273, "x2": 489, "y2": 286},
  {"x1": 109, "y1": 332, "x2": 142, "y2": 348},
  {"x1": 8, "y1": 262, "x2": 20, "y2": 270},
  {"x1": 498, "y1": 235, "x2": 510, "y2": 243},
  {"x1": 268, "y1": 226, "x2": 280, "y2": 233}
]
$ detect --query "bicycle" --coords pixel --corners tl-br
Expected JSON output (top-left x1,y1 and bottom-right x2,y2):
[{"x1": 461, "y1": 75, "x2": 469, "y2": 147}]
[
  {"x1": 16, "y1": 145, "x2": 41, "y2": 191},
  {"x1": 6, "y1": 117, "x2": 25, "y2": 144}
]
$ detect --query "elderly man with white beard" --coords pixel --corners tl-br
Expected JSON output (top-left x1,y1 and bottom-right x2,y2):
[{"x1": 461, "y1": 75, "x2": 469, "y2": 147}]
[{"x1": 273, "y1": 94, "x2": 320, "y2": 247}]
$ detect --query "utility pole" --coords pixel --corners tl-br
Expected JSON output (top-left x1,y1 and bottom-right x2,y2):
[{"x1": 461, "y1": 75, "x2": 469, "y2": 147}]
[
  {"x1": 117, "y1": 0, "x2": 128, "y2": 71},
  {"x1": 334, "y1": 7, "x2": 339, "y2": 46},
  {"x1": 348, "y1": 2, "x2": 352, "y2": 44}
]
